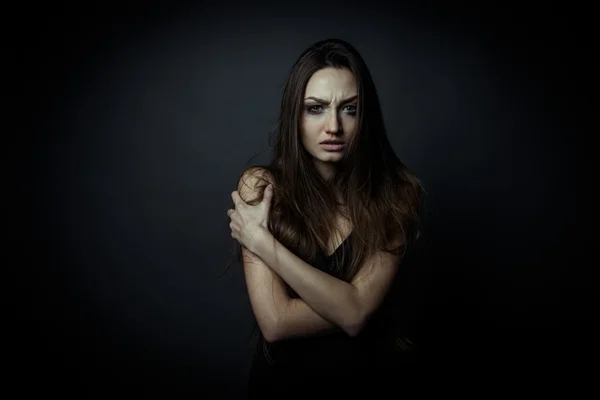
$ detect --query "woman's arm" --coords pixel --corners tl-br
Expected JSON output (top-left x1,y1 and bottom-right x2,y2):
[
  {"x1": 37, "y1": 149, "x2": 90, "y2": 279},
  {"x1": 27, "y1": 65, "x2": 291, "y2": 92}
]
[
  {"x1": 239, "y1": 168, "x2": 401, "y2": 340},
  {"x1": 238, "y1": 169, "x2": 343, "y2": 342},
  {"x1": 252, "y1": 228, "x2": 403, "y2": 337},
  {"x1": 243, "y1": 247, "x2": 341, "y2": 342},
  {"x1": 252, "y1": 233, "x2": 362, "y2": 336}
]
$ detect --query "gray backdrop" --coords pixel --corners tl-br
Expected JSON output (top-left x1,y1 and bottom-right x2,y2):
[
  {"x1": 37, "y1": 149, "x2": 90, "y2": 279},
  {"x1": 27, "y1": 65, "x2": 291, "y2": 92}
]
[{"x1": 23, "y1": 1, "x2": 584, "y2": 397}]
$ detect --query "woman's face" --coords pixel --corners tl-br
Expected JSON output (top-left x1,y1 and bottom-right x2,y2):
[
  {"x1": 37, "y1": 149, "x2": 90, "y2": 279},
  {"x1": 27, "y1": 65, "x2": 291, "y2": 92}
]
[{"x1": 300, "y1": 67, "x2": 358, "y2": 180}]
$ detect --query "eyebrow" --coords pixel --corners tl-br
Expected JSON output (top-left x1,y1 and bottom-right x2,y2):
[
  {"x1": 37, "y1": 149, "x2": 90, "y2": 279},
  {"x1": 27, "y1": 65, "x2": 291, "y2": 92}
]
[{"x1": 304, "y1": 95, "x2": 358, "y2": 105}]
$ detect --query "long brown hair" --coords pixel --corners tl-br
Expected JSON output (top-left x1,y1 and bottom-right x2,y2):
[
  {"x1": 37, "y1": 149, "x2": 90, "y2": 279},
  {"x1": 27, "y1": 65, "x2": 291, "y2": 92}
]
[{"x1": 221, "y1": 38, "x2": 425, "y2": 360}]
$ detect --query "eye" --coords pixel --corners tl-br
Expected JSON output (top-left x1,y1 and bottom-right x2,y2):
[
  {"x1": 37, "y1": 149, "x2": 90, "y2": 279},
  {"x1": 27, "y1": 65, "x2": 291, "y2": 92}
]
[
  {"x1": 306, "y1": 105, "x2": 323, "y2": 114},
  {"x1": 344, "y1": 105, "x2": 357, "y2": 115},
  {"x1": 306, "y1": 104, "x2": 357, "y2": 115}
]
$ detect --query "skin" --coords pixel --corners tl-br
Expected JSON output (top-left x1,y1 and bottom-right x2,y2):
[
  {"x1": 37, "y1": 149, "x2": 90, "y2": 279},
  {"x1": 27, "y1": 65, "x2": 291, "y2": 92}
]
[{"x1": 300, "y1": 67, "x2": 358, "y2": 181}]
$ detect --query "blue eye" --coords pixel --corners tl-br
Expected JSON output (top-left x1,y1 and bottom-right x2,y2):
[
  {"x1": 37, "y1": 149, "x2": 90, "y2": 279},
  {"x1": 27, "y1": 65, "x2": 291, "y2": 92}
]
[
  {"x1": 305, "y1": 105, "x2": 357, "y2": 116},
  {"x1": 307, "y1": 105, "x2": 323, "y2": 115},
  {"x1": 344, "y1": 105, "x2": 357, "y2": 115}
]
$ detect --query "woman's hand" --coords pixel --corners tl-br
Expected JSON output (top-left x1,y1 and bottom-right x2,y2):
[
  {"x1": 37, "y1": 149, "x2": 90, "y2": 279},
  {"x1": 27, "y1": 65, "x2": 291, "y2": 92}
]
[{"x1": 227, "y1": 184, "x2": 273, "y2": 253}]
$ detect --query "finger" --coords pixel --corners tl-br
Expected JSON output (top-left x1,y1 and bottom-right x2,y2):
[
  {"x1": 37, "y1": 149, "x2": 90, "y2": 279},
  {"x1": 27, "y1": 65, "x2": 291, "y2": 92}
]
[
  {"x1": 263, "y1": 184, "x2": 273, "y2": 210},
  {"x1": 231, "y1": 190, "x2": 243, "y2": 206}
]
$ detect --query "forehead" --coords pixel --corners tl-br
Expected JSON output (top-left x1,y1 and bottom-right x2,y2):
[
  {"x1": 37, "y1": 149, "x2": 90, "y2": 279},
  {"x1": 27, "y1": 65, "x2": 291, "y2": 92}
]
[{"x1": 304, "y1": 67, "x2": 357, "y2": 96}]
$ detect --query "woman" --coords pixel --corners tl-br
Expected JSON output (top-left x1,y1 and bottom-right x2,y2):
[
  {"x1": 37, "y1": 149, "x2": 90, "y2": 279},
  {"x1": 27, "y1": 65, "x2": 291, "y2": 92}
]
[{"x1": 226, "y1": 38, "x2": 425, "y2": 398}]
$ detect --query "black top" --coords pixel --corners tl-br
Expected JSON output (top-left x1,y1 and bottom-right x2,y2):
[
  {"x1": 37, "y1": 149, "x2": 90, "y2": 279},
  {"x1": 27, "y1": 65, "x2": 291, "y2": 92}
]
[{"x1": 246, "y1": 232, "x2": 414, "y2": 398}]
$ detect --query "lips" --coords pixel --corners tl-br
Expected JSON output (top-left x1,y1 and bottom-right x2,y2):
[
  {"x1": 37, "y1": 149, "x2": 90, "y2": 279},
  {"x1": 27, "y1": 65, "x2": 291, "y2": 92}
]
[
  {"x1": 321, "y1": 142, "x2": 345, "y2": 151},
  {"x1": 321, "y1": 140, "x2": 345, "y2": 144}
]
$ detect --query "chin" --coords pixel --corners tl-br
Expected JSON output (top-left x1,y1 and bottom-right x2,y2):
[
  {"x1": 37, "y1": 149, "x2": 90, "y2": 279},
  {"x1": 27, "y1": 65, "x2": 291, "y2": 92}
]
[
  {"x1": 320, "y1": 149, "x2": 345, "y2": 156},
  {"x1": 323, "y1": 153, "x2": 344, "y2": 160}
]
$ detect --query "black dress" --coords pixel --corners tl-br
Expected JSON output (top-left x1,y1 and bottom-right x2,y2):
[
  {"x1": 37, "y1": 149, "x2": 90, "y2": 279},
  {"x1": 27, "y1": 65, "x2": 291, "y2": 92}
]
[{"x1": 246, "y1": 232, "x2": 416, "y2": 398}]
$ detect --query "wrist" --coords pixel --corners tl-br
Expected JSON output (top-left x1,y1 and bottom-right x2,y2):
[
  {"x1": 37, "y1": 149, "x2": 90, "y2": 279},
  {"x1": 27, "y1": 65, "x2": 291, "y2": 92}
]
[{"x1": 252, "y1": 227, "x2": 272, "y2": 256}]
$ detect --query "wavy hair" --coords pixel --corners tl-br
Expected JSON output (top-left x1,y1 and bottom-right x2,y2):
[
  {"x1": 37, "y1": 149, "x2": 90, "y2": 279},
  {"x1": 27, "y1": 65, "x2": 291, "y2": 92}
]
[{"x1": 221, "y1": 38, "x2": 426, "y2": 362}]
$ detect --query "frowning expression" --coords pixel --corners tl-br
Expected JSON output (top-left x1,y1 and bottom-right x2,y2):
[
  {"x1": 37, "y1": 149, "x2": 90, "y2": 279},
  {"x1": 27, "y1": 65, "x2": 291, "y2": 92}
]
[{"x1": 300, "y1": 67, "x2": 358, "y2": 179}]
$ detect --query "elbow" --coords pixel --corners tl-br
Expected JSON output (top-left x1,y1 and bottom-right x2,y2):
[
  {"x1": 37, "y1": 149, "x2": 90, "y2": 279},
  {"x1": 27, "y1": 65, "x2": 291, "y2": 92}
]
[
  {"x1": 261, "y1": 317, "x2": 283, "y2": 343},
  {"x1": 343, "y1": 292, "x2": 368, "y2": 337},
  {"x1": 344, "y1": 320, "x2": 365, "y2": 337},
  {"x1": 262, "y1": 327, "x2": 280, "y2": 343},
  {"x1": 343, "y1": 311, "x2": 367, "y2": 337}
]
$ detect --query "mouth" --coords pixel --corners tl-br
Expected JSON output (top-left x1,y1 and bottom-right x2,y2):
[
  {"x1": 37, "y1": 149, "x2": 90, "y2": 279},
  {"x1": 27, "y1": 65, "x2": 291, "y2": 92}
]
[{"x1": 321, "y1": 143, "x2": 345, "y2": 151}]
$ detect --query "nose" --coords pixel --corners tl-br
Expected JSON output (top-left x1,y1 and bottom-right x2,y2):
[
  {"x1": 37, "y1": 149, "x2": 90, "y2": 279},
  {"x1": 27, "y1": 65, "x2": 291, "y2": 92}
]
[{"x1": 325, "y1": 111, "x2": 341, "y2": 134}]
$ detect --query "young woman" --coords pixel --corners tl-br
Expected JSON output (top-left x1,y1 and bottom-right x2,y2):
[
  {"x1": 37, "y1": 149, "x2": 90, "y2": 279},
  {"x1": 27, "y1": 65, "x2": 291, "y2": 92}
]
[{"x1": 226, "y1": 38, "x2": 425, "y2": 398}]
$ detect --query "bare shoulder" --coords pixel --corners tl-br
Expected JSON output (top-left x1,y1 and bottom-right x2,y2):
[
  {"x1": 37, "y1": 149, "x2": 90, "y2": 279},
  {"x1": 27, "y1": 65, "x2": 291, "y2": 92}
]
[{"x1": 237, "y1": 167, "x2": 274, "y2": 204}]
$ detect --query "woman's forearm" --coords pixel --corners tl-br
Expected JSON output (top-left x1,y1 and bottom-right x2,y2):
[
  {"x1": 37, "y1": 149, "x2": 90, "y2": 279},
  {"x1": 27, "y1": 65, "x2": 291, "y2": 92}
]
[
  {"x1": 273, "y1": 297, "x2": 342, "y2": 342},
  {"x1": 253, "y1": 229, "x2": 362, "y2": 336},
  {"x1": 243, "y1": 244, "x2": 344, "y2": 343}
]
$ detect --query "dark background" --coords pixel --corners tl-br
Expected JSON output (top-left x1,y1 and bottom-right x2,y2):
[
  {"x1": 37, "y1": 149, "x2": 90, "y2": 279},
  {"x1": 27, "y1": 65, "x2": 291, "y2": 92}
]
[{"x1": 18, "y1": 1, "x2": 588, "y2": 397}]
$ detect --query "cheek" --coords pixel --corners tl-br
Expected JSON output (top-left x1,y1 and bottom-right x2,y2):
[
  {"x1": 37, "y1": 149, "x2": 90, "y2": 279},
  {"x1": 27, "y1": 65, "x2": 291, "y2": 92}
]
[
  {"x1": 301, "y1": 119, "x2": 321, "y2": 141},
  {"x1": 342, "y1": 118, "x2": 356, "y2": 134}
]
